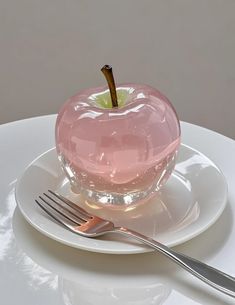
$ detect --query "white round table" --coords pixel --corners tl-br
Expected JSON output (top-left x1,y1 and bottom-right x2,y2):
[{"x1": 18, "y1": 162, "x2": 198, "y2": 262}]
[{"x1": 0, "y1": 115, "x2": 235, "y2": 304}]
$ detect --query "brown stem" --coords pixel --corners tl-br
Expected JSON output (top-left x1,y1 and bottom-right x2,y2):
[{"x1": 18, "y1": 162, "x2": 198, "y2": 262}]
[{"x1": 101, "y1": 65, "x2": 118, "y2": 108}]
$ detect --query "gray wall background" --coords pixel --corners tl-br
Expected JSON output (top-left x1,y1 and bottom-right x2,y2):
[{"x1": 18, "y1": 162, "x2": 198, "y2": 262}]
[{"x1": 1, "y1": 0, "x2": 235, "y2": 138}]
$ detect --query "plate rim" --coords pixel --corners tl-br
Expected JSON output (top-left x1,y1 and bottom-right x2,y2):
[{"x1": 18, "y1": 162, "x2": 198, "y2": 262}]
[{"x1": 15, "y1": 143, "x2": 228, "y2": 254}]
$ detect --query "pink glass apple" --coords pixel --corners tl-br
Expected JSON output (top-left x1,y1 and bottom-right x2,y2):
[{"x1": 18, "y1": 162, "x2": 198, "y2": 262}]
[{"x1": 55, "y1": 82, "x2": 180, "y2": 209}]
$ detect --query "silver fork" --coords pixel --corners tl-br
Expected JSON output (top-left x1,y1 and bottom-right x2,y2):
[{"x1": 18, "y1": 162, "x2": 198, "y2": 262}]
[{"x1": 35, "y1": 190, "x2": 235, "y2": 298}]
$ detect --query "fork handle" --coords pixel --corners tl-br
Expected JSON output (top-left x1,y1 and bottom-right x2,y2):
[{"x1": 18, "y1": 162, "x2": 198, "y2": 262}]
[{"x1": 115, "y1": 227, "x2": 235, "y2": 298}]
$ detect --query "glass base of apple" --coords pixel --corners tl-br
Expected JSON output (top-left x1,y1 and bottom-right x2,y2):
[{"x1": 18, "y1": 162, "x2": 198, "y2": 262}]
[{"x1": 58, "y1": 150, "x2": 178, "y2": 209}]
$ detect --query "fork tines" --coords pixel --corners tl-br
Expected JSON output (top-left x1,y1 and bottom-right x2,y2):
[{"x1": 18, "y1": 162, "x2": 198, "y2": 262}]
[{"x1": 35, "y1": 190, "x2": 92, "y2": 227}]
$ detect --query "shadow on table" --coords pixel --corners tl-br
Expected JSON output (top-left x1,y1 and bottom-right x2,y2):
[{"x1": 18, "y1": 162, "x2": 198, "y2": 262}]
[{"x1": 12, "y1": 203, "x2": 234, "y2": 305}]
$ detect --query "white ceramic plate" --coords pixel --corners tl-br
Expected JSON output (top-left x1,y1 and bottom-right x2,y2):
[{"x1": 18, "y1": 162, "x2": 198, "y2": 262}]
[{"x1": 15, "y1": 144, "x2": 227, "y2": 254}]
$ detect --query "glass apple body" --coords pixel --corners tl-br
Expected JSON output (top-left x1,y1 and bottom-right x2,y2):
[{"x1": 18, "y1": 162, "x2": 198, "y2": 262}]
[{"x1": 55, "y1": 84, "x2": 181, "y2": 208}]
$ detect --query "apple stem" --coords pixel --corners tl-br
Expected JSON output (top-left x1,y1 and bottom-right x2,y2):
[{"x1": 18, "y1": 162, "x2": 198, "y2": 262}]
[{"x1": 101, "y1": 65, "x2": 118, "y2": 108}]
